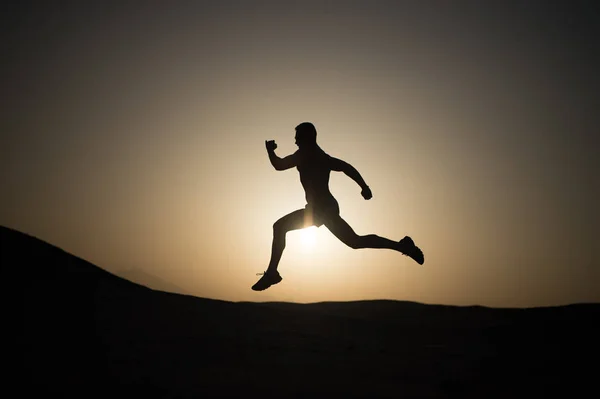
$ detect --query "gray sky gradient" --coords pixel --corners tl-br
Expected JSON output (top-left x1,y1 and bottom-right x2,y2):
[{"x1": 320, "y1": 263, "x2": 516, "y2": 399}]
[{"x1": 2, "y1": 1, "x2": 598, "y2": 306}]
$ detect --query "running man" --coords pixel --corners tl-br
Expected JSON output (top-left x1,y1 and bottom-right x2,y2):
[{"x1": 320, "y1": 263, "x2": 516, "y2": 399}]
[{"x1": 252, "y1": 122, "x2": 424, "y2": 291}]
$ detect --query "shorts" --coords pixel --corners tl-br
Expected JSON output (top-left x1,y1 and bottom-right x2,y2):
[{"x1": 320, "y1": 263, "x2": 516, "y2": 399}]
[{"x1": 304, "y1": 199, "x2": 340, "y2": 227}]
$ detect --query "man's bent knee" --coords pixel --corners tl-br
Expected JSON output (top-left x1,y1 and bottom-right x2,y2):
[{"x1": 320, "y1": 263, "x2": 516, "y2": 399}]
[
  {"x1": 345, "y1": 235, "x2": 362, "y2": 249},
  {"x1": 273, "y1": 219, "x2": 289, "y2": 235}
]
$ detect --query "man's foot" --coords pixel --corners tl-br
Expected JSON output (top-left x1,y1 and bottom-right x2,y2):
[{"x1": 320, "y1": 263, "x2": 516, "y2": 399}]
[
  {"x1": 397, "y1": 236, "x2": 424, "y2": 265},
  {"x1": 252, "y1": 270, "x2": 283, "y2": 291}
]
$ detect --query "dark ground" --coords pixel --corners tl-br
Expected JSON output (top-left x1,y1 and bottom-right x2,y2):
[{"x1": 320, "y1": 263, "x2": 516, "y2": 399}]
[{"x1": 2, "y1": 225, "x2": 598, "y2": 398}]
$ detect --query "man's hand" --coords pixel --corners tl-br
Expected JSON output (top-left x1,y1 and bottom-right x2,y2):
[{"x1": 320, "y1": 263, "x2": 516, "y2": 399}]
[
  {"x1": 361, "y1": 186, "x2": 372, "y2": 200},
  {"x1": 265, "y1": 140, "x2": 277, "y2": 152}
]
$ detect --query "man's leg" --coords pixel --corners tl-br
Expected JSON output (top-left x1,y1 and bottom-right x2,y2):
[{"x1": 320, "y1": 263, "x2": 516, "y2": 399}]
[
  {"x1": 267, "y1": 208, "x2": 310, "y2": 273},
  {"x1": 324, "y1": 214, "x2": 424, "y2": 264},
  {"x1": 323, "y1": 214, "x2": 398, "y2": 249},
  {"x1": 252, "y1": 209, "x2": 310, "y2": 291}
]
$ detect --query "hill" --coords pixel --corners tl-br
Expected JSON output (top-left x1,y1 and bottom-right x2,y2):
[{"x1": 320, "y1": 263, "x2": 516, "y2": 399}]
[
  {"x1": 1, "y1": 225, "x2": 598, "y2": 398},
  {"x1": 116, "y1": 267, "x2": 190, "y2": 295}
]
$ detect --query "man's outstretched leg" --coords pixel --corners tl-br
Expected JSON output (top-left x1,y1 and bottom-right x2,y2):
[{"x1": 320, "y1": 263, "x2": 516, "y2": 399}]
[
  {"x1": 324, "y1": 215, "x2": 424, "y2": 265},
  {"x1": 252, "y1": 209, "x2": 309, "y2": 291}
]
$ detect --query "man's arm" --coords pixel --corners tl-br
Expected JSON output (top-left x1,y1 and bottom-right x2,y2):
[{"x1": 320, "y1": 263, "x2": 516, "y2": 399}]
[
  {"x1": 265, "y1": 140, "x2": 297, "y2": 171},
  {"x1": 330, "y1": 157, "x2": 372, "y2": 199}
]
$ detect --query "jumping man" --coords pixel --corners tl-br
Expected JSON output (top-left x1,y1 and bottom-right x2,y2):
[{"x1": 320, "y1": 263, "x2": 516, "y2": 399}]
[{"x1": 252, "y1": 122, "x2": 424, "y2": 291}]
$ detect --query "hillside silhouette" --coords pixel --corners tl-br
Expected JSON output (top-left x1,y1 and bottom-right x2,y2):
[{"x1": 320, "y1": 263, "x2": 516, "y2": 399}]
[
  {"x1": 117, "y1": 268, "x2": 190, "y2": 295},
  {"x1": 1, "y1": 225, "x2": 598, "y2": 398}
]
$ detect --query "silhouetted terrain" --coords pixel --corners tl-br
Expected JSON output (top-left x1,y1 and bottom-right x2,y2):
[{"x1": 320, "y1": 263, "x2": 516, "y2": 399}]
[
  {"x1": 117, "y1": 268, "x2": 190, "y2": 296},
  {"x1": 2, "y1": 225, "x2": 598, "y2": 398}
]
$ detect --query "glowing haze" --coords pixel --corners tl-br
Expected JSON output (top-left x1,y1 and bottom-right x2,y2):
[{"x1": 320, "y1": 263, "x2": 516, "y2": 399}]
[{"x1": 2, "y1": 1, "x2": 598, "y2": 307}]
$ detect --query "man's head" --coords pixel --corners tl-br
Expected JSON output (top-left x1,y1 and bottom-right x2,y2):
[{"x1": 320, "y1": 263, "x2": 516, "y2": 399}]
[{"x1": 295, "y1": 122, "x2": 317, "y2": 149}]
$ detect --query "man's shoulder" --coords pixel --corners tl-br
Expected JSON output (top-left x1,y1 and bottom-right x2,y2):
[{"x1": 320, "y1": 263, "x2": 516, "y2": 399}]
[{"x1": 296, "y1": 148, "x2": 335, "y2": 163}]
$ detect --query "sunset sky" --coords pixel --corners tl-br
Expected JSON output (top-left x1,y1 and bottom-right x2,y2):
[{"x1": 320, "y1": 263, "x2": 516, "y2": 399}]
[{"x1": 2, "y1": 1, "x2": 598, "y2": 307}]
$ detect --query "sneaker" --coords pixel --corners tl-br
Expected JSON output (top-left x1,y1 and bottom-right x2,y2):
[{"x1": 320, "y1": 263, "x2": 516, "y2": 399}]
[
  {"x1": 397, "y1": 236, "x2": 424, "y2": 265},
  {"x1": 251, "y1": 270, "x2": 283, "y2": 291}
]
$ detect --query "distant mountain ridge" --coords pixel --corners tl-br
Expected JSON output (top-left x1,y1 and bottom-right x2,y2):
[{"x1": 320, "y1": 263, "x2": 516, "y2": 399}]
[
  {"x1": 1, "y1": 225, "x2": 598, "y2": 398},
  {"x1": 117, "y1": 267, "x2": 189, "y2": 295}
]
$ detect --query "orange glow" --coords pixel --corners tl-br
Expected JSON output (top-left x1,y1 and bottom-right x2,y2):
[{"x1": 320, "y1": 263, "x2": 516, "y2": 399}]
[{"x1": 1, "y1": 2, "x2": 597, "y2": 308}]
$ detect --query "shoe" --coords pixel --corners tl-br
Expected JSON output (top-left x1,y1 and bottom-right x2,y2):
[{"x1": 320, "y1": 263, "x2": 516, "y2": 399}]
[
  {"x1": 398, "y1": 236, "x2": 424, "y2": 265},
  {"x1": 252, "y1": 270, "x2": 283, "y2": 291}
]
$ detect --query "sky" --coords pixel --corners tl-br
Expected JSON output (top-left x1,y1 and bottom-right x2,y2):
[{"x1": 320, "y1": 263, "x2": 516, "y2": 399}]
[{"x1": 1, "y1": 1, "x2": 598, "y2": 307}]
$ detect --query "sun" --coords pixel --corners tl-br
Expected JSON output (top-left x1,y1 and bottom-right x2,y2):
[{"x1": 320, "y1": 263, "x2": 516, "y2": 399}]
[{"x1": 299, "y1": 226, "x2": 318, "y2": 250}]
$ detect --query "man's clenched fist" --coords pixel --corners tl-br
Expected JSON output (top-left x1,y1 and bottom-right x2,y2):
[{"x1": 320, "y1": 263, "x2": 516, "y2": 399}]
[{"x1": 265, "y1": 140, "x2": 277, "y2": 151}]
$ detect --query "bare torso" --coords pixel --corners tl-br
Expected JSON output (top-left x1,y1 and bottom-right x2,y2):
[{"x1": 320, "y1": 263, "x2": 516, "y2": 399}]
[{"x1": 295, "y1": 147, "x2": 336, "y2": 207}]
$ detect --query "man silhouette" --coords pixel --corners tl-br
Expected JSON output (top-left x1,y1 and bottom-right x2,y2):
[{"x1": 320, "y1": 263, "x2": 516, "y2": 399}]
[{"x1": 252, "y1": 122, "x2": 424, "y2": 291}]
